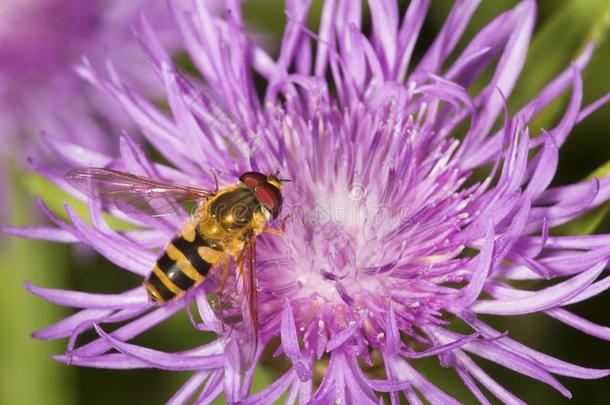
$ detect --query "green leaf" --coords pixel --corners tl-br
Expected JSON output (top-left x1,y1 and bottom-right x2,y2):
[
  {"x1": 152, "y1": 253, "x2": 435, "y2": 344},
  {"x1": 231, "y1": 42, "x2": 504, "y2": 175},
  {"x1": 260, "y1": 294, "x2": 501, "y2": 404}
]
[
  {"x1": 589, "y1": 159, "x2": 610, "y2": 179},
  {"x1": 553, "y1": 160, "x2": 610, "y2": 236},
  {"x1": 0, "y1": 172, "x2": 76, "y2": 405}
]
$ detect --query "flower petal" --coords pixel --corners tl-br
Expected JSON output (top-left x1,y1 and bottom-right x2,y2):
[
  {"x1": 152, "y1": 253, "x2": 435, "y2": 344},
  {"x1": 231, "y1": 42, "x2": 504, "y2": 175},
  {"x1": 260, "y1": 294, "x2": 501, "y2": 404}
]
[
  {"x1": 452, "y1": 350, "x2": 527, "y2": 404},
  {"x1": 2, "y1": 225, "x2": 78, "y2": 243},
  {"x1": 473, "y1": 261, "x2": 605, "y2": 315},
  {"x1": 240, "y1": 369, "x2": 297, "y2": 405},
  {"x1": 281, "y1": 299, "x2": 313, "y2": 381},
  {"x1": 325, "y1": 311, "x2": 366, "y2": 352},
  {"x1": 52, "y1": 353, "x2": 152, "y2": 369},
  {"x1": 24, "y1": 282, "x2": 149, "y2": 309},
  {"x1": 32, "y1": 308, "x2": 113, "y2": 340},
  {"x1": 546, "y1": 308, "x2": 610, "y2": 341},
  {"x1": 93, "y1": 324, "x2": 224, "y2": 371},
  {"x1": 72, "y1": 300, "x2": 183, "y2": 356},
  {"x1": 167, "y1": 371, "x2": 210, "y2": 405},
  {"x1": 472, "y1": 318, "x2": 610, "y2": 378},
  {"x1": 458, "y1": 222, "x2": 494, "y2": 306},
  {"x1": 415, "y1": 0, "x2": 480, "y2": 74},
  {"x1": 435, "y1": 328, "x2": 572, "y2": 398}
]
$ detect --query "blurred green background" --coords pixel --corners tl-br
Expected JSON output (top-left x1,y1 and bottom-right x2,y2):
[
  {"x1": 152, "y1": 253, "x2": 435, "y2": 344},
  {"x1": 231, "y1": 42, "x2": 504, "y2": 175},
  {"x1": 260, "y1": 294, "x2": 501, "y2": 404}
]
[{"x1": 1, "y1": 1, "x2": 610, "y2": 404}]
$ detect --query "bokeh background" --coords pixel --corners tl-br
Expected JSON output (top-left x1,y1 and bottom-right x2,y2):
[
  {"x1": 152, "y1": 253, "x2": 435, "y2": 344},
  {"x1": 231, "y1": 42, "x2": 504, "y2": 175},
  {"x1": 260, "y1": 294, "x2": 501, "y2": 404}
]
[{"x1": 1, "y1": 1, "x2": 609, "y2": 404}]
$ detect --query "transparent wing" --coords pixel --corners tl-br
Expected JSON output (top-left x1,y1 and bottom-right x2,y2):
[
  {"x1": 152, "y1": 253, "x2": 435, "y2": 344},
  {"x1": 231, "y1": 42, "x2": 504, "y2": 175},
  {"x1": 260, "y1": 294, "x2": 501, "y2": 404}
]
[
  {"x1": 243, "y1": 237, "x2": 259, "y2": 345},
  {"x1": 208, "y1": 238, "x2": 258, "y2": 371},
  {"x1": 234, "y1": 237, "x2": 259, "y2": 371},
  {"x1": 65, "y1": 168, "x2": 214, "y2": 217}
]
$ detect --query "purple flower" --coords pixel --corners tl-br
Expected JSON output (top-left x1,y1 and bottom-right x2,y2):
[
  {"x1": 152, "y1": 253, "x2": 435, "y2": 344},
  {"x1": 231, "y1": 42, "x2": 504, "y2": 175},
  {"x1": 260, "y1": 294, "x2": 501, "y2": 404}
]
[
  {"x1": 0, "y1": 0, "x2": 178, "y2": 139},
  {"x1": 0, "y1": 0, "x2": 179, "y2": 224},
  {"x1": 6, "y1": 0, "x2": 610, "y2": 403}
]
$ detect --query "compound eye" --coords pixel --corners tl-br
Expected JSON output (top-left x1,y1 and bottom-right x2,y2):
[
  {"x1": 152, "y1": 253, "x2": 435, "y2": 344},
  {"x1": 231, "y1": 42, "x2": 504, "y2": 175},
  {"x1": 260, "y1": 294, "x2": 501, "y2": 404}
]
[
  {"x1": 254, "y1": 183, "x2": 282, "y2": 219},
  {"x1": 239, "y1": 172, "x2": 267, "y2": 189}
]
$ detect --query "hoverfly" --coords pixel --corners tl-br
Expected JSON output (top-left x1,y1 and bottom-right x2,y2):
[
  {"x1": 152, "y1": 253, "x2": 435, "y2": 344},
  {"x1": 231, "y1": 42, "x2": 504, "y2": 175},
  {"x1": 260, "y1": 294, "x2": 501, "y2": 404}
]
[{"x1": 66, "y1": 167, "x2": 286, "y2": 343}]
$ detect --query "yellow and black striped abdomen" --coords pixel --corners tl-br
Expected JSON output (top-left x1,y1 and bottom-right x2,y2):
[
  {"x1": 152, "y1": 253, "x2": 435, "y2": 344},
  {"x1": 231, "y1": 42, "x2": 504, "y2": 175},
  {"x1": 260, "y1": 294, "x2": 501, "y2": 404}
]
[{"x1": 144, "y1": 229, "x2": 225, "y2": 303}]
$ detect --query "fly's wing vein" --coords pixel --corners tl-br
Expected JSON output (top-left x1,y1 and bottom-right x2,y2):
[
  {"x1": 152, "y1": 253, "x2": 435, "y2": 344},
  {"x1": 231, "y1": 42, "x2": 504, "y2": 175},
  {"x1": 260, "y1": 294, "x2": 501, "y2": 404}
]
[{"x1": 66, "y1": 167, "x2": 214, "y2": 218}]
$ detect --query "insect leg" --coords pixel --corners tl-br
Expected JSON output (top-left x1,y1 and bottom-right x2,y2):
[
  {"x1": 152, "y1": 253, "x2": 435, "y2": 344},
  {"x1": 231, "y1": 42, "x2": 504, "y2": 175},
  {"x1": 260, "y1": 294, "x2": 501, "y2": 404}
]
[
  {"x1": 249, "y1": 238, "x2": 259, "y2": 341},
  {"x1": 211, "y1": 168, "x2": 219, "y2": 192},
  {"x1": 218, "y1": 259, "x2": 231, "y2": 302},
  {"x1": 217, "y1": 259, "x2": 231, "y2": 329},
  {"x1": 263, "y1": 227, "x2": 284, "y2": 236},
  {"x1": 263, "y1": 214, "x2": 290, "y2": 236}
]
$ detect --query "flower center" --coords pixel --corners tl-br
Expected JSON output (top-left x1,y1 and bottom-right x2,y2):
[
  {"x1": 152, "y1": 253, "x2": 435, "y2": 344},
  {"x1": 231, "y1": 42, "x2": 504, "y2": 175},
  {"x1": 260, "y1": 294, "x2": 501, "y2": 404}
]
[
  {"x1": 278, "y1": 182, "x2": 405, "y2": 306},
  {"x1": 255, "y1": 97, "x2": 472, "y2": 343}
]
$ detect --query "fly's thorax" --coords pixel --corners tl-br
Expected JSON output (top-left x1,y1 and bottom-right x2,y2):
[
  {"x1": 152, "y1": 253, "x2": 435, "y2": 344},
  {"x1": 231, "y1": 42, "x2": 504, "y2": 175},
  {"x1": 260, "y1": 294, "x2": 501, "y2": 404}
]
[
  {"x1": 208, "y1": 186, "x2": 263, "y2": 233},
  {"x1": 197, "y1": 211, "x2": 228, "y2": 240}
]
